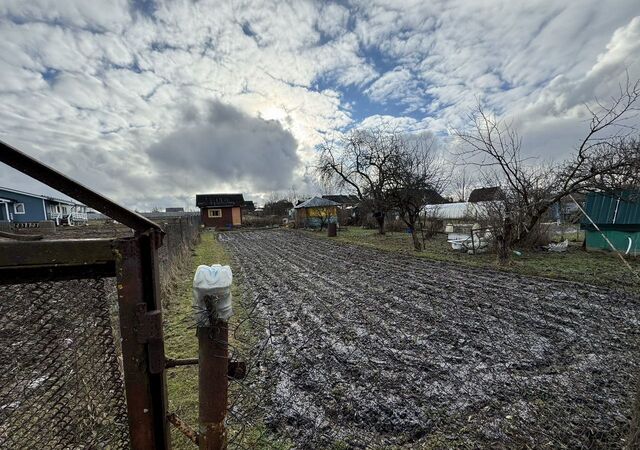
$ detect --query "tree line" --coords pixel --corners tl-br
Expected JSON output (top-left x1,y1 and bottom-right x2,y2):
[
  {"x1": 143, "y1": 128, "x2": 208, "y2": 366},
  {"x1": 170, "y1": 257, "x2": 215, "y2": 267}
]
[{"x1": 317, "y1": 77, "x2": 640, "y2": 261}]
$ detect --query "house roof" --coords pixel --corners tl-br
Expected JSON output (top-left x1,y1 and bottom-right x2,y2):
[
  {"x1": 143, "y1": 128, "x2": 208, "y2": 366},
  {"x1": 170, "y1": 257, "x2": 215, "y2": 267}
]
[
  {"x1": 294, "y1": 196, "x2": 340, "y2": 209},
  {"x1": 0, "y1": 186, "x2": 81, "y2": 205},
  {"x1": 322, "y1": 194, "x2": 360, "y2": 204},
  {"x1": 424, "y1": 201, "x2": 504, "y2": 220},
  {"x1": 423, "y1": 189, "x2": 447, "y2": 204},
  {"x1": 243, "y1": 200, "x2": 255, "y2": 210},
  {"x1": 196, "y1": 193, "x2": 245, "y2": 208},
  {"x1": 468, "y1": 187, "x2": 505, "y2": 203}
]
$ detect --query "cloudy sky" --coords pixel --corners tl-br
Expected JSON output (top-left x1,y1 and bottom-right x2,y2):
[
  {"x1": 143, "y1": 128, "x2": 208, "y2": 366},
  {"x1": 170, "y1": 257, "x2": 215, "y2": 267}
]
[{"x1": 0, "y1": 0, "x2": 639, "y2": 209}]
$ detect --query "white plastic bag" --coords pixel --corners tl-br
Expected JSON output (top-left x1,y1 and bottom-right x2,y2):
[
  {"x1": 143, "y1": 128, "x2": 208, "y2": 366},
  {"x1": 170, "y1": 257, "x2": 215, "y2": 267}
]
[{"x1": 192, "y1": 264, "x2": 233, "y2": 325}]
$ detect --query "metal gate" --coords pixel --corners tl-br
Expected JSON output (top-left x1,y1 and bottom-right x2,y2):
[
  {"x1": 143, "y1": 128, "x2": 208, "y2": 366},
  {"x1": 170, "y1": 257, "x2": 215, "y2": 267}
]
[{"x1": 0, "y1": 141, "x2": 170, "y2": 449}]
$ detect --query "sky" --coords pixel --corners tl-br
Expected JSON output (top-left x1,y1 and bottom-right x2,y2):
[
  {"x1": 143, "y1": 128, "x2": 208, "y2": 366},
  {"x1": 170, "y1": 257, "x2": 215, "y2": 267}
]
[{"x1": 0, "y1": 0, "x2": 639, "y2": 210}]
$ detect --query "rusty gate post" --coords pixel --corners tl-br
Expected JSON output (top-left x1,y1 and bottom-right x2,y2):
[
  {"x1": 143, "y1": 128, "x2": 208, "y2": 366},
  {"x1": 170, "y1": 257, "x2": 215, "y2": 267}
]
[
  {"x1": 198, "y1": 320, "x2": 229, "y2": 449},
  {"x1": 115, "y1": 233, "x2": 171, "y2": 450}
]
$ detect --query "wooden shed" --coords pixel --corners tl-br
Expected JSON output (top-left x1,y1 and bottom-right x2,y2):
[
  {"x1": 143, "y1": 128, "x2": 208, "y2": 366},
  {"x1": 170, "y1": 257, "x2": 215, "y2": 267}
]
[
  {"x1": 196, "y1": 193, "x2": 245, "y2": 229},
  {"x1": 294, "y1": 197, "x2": 339, "y2": 229}
]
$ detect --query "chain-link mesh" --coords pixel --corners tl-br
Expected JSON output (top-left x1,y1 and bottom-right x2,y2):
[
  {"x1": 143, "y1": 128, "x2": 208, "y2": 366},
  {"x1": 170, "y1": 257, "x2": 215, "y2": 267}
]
[
  {"x1": 0, "y1": 278, "x2": 130, "y2": 449},
  {"x1": 220, "y1": 229, "x2": 640, "y2": 449}
]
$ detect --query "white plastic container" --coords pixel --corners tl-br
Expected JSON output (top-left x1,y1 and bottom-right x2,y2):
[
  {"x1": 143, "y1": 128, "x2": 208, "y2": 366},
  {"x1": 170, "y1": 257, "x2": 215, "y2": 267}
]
[{"x1": 192, "y1": 264, "x2": 233, "y2": 326}]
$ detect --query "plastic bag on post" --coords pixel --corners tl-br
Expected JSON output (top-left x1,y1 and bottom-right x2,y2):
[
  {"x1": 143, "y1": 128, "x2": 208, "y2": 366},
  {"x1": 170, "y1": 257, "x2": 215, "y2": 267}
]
[{"x1": 192, "y1": 264, "x2": 233, "y2": 326}]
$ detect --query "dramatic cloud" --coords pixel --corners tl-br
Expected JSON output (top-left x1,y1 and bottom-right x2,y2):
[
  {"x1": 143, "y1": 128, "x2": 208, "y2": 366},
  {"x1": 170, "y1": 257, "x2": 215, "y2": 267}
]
[
  {"x1": 148, "y1": 101, "x2": 300, "y2": 192},
  {"x1": 0, "y1": 0, "x2": 638, "y2": 209}
]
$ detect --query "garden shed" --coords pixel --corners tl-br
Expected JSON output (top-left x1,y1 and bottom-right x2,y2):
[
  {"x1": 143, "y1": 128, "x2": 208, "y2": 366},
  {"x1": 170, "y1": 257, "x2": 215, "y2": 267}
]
[
  {"x1": 196, "y1": 193, "x2": 245, "y2": 229},
  {"x1": 294, "y1": 197, "x2": 339, "y2": 229},
  {"x1": 581, "y1": 190, "x2": 640, "y2": 256}
]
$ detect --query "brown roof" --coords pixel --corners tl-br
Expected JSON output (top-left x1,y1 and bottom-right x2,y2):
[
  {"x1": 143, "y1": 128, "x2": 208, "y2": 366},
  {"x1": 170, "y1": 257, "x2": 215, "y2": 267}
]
[
  {"x1": 468, "y1": 187, "x2": 505, "y2": 203},
  {"x1": 196, "y1": 193, "x2": 245, "y2": 208},
  {"x1": 322, "y1": 195, "x2": 360, "y2": 205}
]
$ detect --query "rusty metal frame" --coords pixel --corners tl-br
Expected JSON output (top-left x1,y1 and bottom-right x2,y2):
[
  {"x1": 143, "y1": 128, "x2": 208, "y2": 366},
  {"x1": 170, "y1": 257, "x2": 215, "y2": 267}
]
[
  {"x1": 0, "y1": 140, "x2": 171, "y2": 449},
  {"x1": 0, "y1": 140, "x2": 161, "y2": 234}
]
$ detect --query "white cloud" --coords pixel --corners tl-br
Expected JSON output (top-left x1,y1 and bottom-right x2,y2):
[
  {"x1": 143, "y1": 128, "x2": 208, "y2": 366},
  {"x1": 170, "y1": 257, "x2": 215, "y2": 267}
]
[{"x1": 0, "y1": 0, "x2": 638, "y2": 210}]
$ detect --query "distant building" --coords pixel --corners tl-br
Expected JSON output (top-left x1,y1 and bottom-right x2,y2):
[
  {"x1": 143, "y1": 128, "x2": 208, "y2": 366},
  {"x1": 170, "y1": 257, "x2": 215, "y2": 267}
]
[
  {"x1": 196, "y1": 193, "x2": 245, "y2": 228},
  {"x1": 0, "y1": 186, "x2": 87, "y2": 225},
  {"x1": 322, "y1": 194, "x2": 360, "y2": 206},
  {"x1": 294, "y1": 196, "x2": 340, "y2": 229},
  {"x1": 322, "y1": 195, "x2": 360, "y2": 225},
  {"x1": 581, "y1": 190, "x2": 640, "y2": 256},
  {"x1": 468, "y1": 187, "x2": 505, "y2": 203},
  {"x1": 166, "y1": 207, "x2": 184, "y2": 212},
  {"x1": 243, "y1": 201, "x2": 256, "y2": 212}
]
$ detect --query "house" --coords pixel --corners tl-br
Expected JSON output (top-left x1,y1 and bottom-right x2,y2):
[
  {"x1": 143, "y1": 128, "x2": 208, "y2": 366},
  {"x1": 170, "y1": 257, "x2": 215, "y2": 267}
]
[
  {"x1": 294, "y1": 197, "x2": 339, "y2": 229},
  {"x1": 581, "y1": 190, "x2": 640, "y2": 256},
  {"x1": 468, "y1": 187, "x2": 505, "y2": 203},
  {"x1": 196, "y1": 193, "x2": 245, "y2": 229},
  {"x1": 0, "y1": 186, "x2": 88, "y2": 225},
  {"x1": 166, "y1": 207, "x2": 184, "y2": 213},
  {"x1": 323, "y1": 194, "x2": 361, "y2": 224},
  {"x1": 322, "y1": 195, "x2": 360, "y2": 207},
  {"x1": 243, "y1": 201, "x2": 256, "y2": 213}
]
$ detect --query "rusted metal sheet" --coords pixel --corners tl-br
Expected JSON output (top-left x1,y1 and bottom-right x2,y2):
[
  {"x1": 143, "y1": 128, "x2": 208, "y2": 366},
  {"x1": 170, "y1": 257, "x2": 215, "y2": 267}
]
[
  {"x1": 198, "y1": 322, "x2": 229, "y2": 450},
  {"x1": 0, "y1": 262, "x2": 116, "y2": 284},
  {"x1": 115, "y1": 236, "x2": 170, "y2": 450},
  {"x1": 0, "y1": 238, "x2": 114, "y2": 266},
  {"x1": 0, "y1": 140, "x2": 162, "y2": 234},
  {"x1": 0, "y1": 238, "x2": 117, "y2": 284}
]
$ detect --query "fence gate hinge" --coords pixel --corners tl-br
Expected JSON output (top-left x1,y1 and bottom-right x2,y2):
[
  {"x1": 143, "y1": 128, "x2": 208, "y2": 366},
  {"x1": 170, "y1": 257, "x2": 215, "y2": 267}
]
[{"x1": 135, "y1": 303, "x2": 165, "y2": 374}]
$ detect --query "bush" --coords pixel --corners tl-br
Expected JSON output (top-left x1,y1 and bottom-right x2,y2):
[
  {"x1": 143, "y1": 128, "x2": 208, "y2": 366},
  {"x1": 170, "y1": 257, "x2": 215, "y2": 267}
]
[{"x1": 243, "y1": 214, "x2": 282, "y2": 228}]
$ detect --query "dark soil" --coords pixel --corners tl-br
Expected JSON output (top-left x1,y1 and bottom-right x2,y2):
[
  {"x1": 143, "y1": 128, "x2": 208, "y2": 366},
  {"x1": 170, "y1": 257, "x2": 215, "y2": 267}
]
[{"x1": 221, "y1": 229, "x2": 640, "y2": 449}]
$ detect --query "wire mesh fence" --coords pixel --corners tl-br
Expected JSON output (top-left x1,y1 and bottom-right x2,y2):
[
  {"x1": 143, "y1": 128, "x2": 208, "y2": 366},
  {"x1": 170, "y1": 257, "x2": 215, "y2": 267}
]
[
  {"x1": 220, "y1": 229, "x2": 640, "y2": 449},
  {"x1": 0, "y1": 215, "x2": 199, "y2": 450},
  {"x1": 0, "y1": 278, "x2": 129, "y2": 450}
]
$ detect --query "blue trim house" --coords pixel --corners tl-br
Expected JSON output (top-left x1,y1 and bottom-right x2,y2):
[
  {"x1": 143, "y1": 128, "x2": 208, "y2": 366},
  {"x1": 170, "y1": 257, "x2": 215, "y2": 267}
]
[{"x1": 0, "y1": 186, "x2": 88, "y2": 225}]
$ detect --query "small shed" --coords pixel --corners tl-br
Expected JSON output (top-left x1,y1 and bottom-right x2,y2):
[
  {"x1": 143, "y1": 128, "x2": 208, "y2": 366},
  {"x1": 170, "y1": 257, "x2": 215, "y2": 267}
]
[
  {"x1": 294, "y1": 197, "x2": 339, "y2": 229},
  {"x1": 196, "y1": 193, "x2": 245, "y2": 229},
  {"x1": 581, "y1": 191, "x2": 640, "y2": 256}
]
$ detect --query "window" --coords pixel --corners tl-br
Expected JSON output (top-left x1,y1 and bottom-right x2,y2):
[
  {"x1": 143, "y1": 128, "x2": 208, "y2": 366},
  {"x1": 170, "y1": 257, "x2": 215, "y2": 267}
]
[
  {"x1": 14, "y1": 203, "x2": 25, "y2": 214},
  {"x1": 208, "y1": 208, "x2": 222, "y2": 218}
]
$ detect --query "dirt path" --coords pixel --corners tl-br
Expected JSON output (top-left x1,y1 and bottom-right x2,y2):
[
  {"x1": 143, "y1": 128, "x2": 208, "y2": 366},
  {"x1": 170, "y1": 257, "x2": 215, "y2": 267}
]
[{"x1": 221, "y1": 229, "x2": 640, "y2": 449}]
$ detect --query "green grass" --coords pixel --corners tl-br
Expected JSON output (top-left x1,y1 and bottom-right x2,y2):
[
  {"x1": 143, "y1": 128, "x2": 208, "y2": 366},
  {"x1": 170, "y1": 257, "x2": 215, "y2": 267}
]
[
  {"x1": 308, "y1": 227, "x2": 640, "y2": 292},
  {"x1": 163, "y1": 231, "x2": 290, "y2": 449}
]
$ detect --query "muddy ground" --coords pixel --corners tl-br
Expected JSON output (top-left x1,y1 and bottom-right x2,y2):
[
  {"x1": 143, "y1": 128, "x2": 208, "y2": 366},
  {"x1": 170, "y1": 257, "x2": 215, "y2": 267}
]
[{"x1": 221, "y1": 229, "x2": 640, "y2": 449}]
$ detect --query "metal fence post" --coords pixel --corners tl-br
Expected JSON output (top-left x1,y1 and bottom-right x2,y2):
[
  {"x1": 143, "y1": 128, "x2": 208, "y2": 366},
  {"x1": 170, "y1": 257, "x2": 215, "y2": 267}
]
[
  {"x1": 115, "y1": 233, "x2": 171, "y2": 450},
  {"x1": 198, "y1": 320, "x2": 229, "y2": 449},
  {"x1": 193, "y1": 266, "x2": 233, "y2": 450}
]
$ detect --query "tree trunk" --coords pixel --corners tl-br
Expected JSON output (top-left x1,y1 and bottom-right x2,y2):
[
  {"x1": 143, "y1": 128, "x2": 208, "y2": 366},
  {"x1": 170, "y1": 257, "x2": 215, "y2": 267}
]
[
  {"x1": 375, "y1": 213, "x2": 385, "y2": 235},
  {"x1": 410, "y1": 228, "x2": 422, "y2": 251},
  {"x1": 497, "y1": 217, "x2": 513, "y2": 265}
]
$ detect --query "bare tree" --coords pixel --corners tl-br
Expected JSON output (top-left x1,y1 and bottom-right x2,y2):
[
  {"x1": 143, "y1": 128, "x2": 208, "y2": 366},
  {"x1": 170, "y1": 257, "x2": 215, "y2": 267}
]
[
  {"x1": 317, "y1": 128, "x2": 404, "y2": 234},
  {"x1": 452, "y1": 168, "x2": 475, "y2": 202},
  {"x1": 387, "y1": 134, "x2": 448, "y2": 251},
  {"x1": 455, "y1": 78, "x2": 640, "y2": 262}
]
